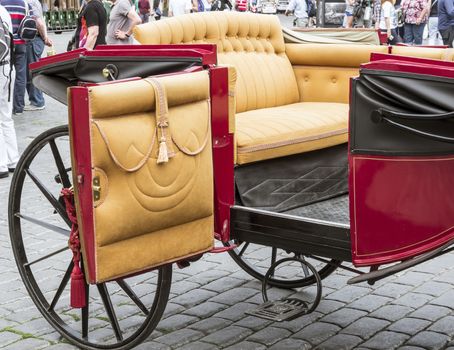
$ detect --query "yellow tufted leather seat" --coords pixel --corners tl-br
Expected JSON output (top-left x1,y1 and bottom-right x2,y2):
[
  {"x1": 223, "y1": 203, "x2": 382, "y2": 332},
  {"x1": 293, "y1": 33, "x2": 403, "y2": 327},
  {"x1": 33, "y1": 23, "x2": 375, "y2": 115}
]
[{"x1": 134, "y1": 13, "x2": 386, "y2": 164}]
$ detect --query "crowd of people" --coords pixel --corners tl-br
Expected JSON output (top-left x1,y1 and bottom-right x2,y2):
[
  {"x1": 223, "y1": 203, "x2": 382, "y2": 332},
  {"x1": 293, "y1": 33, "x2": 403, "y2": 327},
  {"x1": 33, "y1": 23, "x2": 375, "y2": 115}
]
[
  {"x1": 283, "y1": 0, "x2": 452, "y2": 46},
  {"x1": 341, "y1": 0, "x2": 453, "y2": 46}
]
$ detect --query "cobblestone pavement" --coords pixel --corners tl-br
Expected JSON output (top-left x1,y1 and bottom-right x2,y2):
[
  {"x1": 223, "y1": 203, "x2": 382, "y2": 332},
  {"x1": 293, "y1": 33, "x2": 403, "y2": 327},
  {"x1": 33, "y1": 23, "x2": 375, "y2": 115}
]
[{"x1": 1, "y1": 25, "x2": 454, "y2": 350}]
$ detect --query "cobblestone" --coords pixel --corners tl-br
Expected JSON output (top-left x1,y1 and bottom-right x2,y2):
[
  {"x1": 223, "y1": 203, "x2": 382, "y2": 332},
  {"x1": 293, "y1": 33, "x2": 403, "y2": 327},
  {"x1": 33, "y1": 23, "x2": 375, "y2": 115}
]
[
  {"x1": 155, "y1": 329, "x2": 204, "y2": 348},
  {"x1": 408, "y1": 304, "x2": 451, "y2": 321},
  {"x1": 156, "y1": 314, "x2": 199, "y2": 333},
  {"x1": 341, "y1": 317, "x2": 390, "y2": 339},
  {"x1": 428, "y1": 316, "x2": 454, "y2": 336},
  {"x1": 269, "y1": 338, "x2": 311, "y2": 350},
  {"x1": 360, "y1": 331, "x2": 410, "y2": 349},
  {"x1": 2, "y1": 337, "x2": 50, "y2": 349},
  {"x1": 188, "y1": 318, "x2": 232, "y2": 335},
  {"x1": 0, "y1": 29, "x2": 453, "y2": 350},
  {"x1": 317, "y1": 333, "x2": 363, "y2": 350},
  {"x1": 387, "y1": 317, "x2": 431, "y2": 335},
  {"x1": 201, "y1": 326, "x2": 253, "y2": 347},
  {"x1": 224, "y1": 341, "x2": 266, "y2": 350},
  {"x1": 406, "y1": 331, "x2": 450, "y2": 349},
  {"x1": 370, "y1": 304, "x2": 414, "y2": 322},
  {"x1": 294, "y1": 322, "x2": 340, "y2": 345},
  {"x1": 320, "y1": 308, "x2": 368, "y2": 328},
  {"x1": 246, "y1": 326, "x2": 291, "y2": 346},
  {"x1": 0, "y1": 331, "x2": 22, "y2": 347}
]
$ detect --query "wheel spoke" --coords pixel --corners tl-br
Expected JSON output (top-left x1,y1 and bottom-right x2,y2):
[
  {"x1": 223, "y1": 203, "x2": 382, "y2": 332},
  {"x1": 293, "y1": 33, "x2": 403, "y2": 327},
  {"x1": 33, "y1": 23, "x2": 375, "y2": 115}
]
[
  {"x1": 97, "y1": 283, "x2": 123, "y2": 341},
  {"x1": 49, "y1": 139, "x2": 71, "y2": 188},
  {"x1": 48, "y1": 261, "x2": 74, "y2": 311},
  {"x1": 238, "y1": 242, "x2": 250, "y2": 257},
  {"x1": 24, "y1": 246, "x2": 68, "y2": 267},
  {"x1": 81, "y1": 283, "x2": 89, "y2": 339},
  {"x1": 25, "y1": 168, "x2": 71, "y2": 227},
  {"x1": 15, "y1": 213, "x2": 70, "y2": 236},
  {"x1": 117, "y1": 280, "x2": 149, "y2": 316}
]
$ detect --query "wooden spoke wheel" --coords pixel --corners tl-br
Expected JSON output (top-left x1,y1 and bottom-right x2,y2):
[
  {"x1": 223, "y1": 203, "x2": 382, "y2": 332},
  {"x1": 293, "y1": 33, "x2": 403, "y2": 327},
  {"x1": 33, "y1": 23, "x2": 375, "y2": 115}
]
[
  {"x1": 9, "y1": 125, "x2": 172, "y2": 350},
  {"x1": 224, "y1": 239, "x2": 341, "y2": 289}
]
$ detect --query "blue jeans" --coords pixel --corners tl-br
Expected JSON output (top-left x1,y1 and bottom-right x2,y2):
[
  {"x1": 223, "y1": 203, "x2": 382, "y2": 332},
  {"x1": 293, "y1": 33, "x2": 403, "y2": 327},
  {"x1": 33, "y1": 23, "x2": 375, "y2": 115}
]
[
  {"x1": 13, "y1": 44, "x2": 27, "y2": 114},
  {"x1": 26, "y1": 37, "x2": 45, "y2": 107},
  {"x1": 404, "y1": 23, "x2": 425, "y2": 45}
]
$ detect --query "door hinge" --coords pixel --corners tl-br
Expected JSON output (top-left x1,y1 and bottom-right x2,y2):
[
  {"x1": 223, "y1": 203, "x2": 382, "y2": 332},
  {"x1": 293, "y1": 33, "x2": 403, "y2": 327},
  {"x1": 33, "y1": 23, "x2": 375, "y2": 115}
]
[{"x1": 93, "y1": 176, "x2": 101, "y2": 201}]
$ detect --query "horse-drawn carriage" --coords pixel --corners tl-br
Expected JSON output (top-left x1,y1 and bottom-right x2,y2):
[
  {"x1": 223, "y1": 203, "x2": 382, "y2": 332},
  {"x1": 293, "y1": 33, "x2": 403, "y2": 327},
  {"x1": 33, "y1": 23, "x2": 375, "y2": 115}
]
[{"x1": 8, "y1": 12, "x2": 454, "y2": 350}]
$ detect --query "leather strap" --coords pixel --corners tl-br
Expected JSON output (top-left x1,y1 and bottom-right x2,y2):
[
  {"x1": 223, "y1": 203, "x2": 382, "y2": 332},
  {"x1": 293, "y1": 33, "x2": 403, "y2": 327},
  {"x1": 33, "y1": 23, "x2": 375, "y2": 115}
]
[
  {"x1": 92, "y1": 119, "x2": 156, "y2": 172},
  {"x1": 92, "y1": 77, "x2": 210, "y2": 172}
]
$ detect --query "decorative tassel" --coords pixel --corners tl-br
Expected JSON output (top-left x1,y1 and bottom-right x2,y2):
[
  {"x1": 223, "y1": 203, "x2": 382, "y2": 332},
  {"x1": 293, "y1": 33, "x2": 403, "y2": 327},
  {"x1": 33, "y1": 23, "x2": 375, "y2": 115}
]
[
  {"x1": 157, "y1": 136, "x2": 169, "y2": 164},
  {"x1": 61, "y1": 188, "x2": 87, "y2": 310},
  {"x1": 70, "y1": 262, "x2": 86, "y2": 308}
]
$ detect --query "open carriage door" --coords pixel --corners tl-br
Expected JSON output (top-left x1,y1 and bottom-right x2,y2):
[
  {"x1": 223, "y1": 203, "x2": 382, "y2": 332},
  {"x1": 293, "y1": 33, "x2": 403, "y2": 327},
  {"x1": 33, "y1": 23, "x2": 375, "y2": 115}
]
[
  {"x1": 69, "y1": 70, "x2": 221, "y2": 284},
  {"x1": 349, "y1": 55, "x2": 454, "y2": 267}
]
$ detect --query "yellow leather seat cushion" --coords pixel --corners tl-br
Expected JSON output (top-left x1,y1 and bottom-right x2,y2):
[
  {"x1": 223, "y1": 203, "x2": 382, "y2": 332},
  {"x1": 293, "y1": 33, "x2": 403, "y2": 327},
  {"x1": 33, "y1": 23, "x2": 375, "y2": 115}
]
[{"x1": 235, "y1": 102, "x2": 349, "y2": 164}]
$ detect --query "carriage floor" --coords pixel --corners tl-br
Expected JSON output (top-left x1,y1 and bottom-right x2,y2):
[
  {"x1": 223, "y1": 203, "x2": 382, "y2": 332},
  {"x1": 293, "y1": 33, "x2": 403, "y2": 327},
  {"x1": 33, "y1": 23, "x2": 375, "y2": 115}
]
[{"x1": 283, "y1": 194, "x2": 350, "y2": 225}]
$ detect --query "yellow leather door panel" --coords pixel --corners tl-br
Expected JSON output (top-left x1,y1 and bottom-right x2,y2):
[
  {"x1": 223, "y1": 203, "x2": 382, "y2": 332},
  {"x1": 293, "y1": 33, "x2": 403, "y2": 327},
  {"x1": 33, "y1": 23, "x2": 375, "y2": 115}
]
[{"x1": 72, "y1": 71, "x2": 214, "y2": 282}]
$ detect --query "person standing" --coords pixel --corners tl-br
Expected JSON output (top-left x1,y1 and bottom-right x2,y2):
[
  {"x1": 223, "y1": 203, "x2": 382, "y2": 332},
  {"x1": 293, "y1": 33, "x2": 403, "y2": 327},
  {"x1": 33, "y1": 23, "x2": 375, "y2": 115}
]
[
  {"x1": 401, "y1": 0, "x2": 429, "y2": 44},
  {"x1": 78, "y1": 0, "x2": 107, "y2": 49},
  {"x1": 344, "y1": 0, "x2": 355, "y2": 27},
  {"x1": 285, "y1": 0, "x2": 308, "y2": 27},
  {"x1": 106, "y1": 0, "x2": 140, "y2": 44},
  {"x1": 373, "y1": 0, "x2": 382, "y2": 27},
  {"x1": 0, "y1": 0, "x2": 34, "y2": 115},
  {"x1": 438, "y1": 0, "x2": 454, "y2": 46},
  {"x1": 427, "y1": 0, "x2": 442, "y2": 44},
  {"x1": 168, "y1": 0, "x2": 191, "y2": 16},
  {"x1": 0, "y1": 4, "x2": 19, "y2": 178},
  {"x1": 138, "y1": 0, "x2": 150, "y2": 22},
  {"x1": 380, "y1": 0, "x2": 400, "y2": 43},
  {"x1": 25, "y1": 0, "x2": 52, "y2": 111}
]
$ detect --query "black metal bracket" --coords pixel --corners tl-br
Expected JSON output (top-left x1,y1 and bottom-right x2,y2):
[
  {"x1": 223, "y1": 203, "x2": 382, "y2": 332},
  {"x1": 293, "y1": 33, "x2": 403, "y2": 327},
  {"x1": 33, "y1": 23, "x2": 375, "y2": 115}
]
[
  {"x1": 246, "y1": 257, "x2": 322, "y2": 322},
  {"x1": 348, "y1": 238, "x2": 454, "y2": 285}
]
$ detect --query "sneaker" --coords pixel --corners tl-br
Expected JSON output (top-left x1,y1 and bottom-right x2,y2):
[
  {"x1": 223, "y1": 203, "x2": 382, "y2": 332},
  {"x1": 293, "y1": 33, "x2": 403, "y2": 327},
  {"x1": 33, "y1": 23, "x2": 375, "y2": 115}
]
[
  {"x1": 13, "y1": 111, "x2": 22, "y2": 115},
  {"x1": 24, "y1": 105, "x2": 45, "y2": 111},
  {"x1": 8, "y1": 167, "x2": 15, "y2": 173},
  {"x1": 0, "y1": 171, "x2": 8, "y2": 179}
]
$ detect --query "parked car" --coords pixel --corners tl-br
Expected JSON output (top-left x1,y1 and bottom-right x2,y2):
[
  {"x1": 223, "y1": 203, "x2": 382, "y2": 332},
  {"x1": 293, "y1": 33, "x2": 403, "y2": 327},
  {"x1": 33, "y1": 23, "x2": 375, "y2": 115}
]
[
  {"x1": 276, "y1": 0, "x2": 288, "y2": 12},
  {"x1": 260, "y1": 0, "x2": 277, "y2": 13}
]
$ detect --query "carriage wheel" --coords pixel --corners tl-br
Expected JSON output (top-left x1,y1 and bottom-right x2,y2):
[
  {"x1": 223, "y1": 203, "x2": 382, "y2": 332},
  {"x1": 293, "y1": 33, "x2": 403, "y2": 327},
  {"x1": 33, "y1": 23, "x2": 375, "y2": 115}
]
[
  {"x1": 9, "y1": 125, "x2": 172, "y2": 350},
  {"x1": 225, "y1": 239, "x2": 341, "y2": 289}
]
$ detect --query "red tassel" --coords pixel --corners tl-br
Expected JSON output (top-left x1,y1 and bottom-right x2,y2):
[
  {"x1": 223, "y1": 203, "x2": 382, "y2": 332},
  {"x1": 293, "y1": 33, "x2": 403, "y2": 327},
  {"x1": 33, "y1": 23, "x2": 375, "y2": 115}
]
[{"x1": 70, "y1": 263, "x2": 86, "y2": 309}]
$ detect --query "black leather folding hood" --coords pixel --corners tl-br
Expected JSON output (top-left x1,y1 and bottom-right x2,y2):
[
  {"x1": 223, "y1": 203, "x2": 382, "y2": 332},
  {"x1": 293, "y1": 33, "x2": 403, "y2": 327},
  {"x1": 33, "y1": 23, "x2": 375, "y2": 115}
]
[{"x1": 350, "y1": 69, "x2": 454, "y2": 156}]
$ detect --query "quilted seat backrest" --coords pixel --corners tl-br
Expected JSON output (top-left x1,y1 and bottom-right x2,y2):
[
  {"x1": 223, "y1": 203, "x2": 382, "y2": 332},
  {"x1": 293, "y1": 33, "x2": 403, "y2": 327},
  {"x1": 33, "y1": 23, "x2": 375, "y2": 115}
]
[
  {"x1": 134, "y1": 12, "x2": 300, "y2": 113},
  {"x1": 286, "y1": 44, "x2": 389, "y2": 103}
]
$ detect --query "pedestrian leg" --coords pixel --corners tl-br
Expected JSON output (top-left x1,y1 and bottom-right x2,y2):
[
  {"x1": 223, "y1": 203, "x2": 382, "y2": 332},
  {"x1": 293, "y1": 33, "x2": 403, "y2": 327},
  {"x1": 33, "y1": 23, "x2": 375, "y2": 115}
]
[
  {"x1": 414, "y1": 23, "x2": 425, "y2": 45},
  {"x1": 12, "y1": 44, "x2": 27, "y2": 114},
  {"x1": 26, "y1": 38, "x2": 46, "y2": 108},
  {"x1": 403, "y1": 23, "x2": 414, "y2": 44},
  {"x1": 0, "y1": 67, "x2": 19, "y2": 173}
]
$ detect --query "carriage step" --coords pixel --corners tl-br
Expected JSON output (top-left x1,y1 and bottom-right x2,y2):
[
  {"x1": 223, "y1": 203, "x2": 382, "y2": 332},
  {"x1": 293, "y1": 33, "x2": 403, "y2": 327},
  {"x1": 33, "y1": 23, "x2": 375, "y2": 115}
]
[{"x1": 246, "y1": 298, "x2": 309, "y2": 322}]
